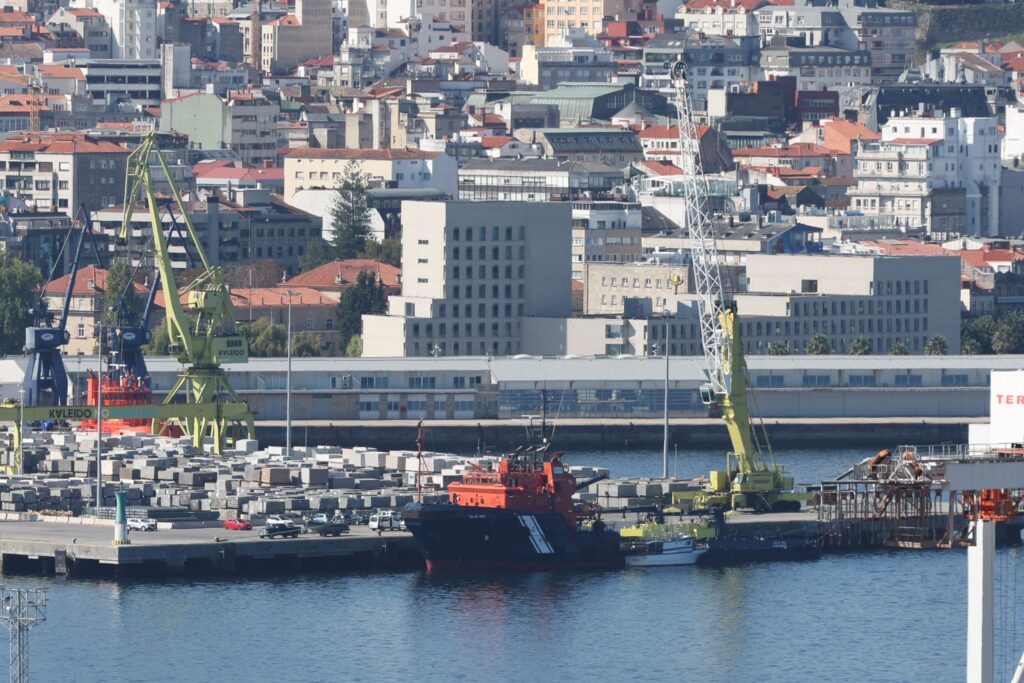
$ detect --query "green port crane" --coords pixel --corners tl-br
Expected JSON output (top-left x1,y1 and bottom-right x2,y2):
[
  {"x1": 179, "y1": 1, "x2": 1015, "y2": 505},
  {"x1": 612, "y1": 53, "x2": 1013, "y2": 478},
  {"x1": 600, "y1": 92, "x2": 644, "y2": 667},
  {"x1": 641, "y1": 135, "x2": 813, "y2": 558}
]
[
  {"x1": 670, "y1": 62, "x2": 802, "y2": 512},
  {"x1": 119, "y1": 132, "x2": 255, "y2": 450}
]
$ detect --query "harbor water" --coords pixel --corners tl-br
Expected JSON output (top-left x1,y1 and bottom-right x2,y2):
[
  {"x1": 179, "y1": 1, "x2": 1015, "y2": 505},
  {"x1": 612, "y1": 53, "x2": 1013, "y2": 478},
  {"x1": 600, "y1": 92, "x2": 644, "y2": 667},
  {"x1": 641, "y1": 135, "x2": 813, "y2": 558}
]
[{"x1": 11, "y1": 448, "x2": 1024, "y2": 682}]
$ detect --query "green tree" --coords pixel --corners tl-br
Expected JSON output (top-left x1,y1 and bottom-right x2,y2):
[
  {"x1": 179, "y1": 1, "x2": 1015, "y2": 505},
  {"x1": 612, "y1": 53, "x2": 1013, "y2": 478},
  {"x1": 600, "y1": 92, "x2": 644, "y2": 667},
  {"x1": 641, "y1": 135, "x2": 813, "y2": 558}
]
[
  {"x1": 849, "y1": 336, "x2": 872, "y2": 356},
  {"x1": 962, "y1": 337, "x2": 982, "y2": 355},
  {"x1": 330, "y1": 161, "x2": 372, "y2": 259},
  {"x1": 102, "y1": 261, "x2": 141, "y2": 326},
  {"x1": 993, "y1": 310, "x2": 1024, "y2": 354},
  {"x1": 889, "y1": 341, "x2": 909, "y2": 355},
  {"x1": 359, "y1": 237, "x2": 401, "y2": 268},
  {"x1": 924, "y1": 334, "x2": 948, "y2": 356},
  {"x1": 346, "y1": 334, "x2": 363, "y2": 358},
  {"x1": 336, "y1": 270, "x2": 387, "y2": 350},
  {"x1": 299, "y1": 239, "x2": 332, "y2": 272},
  {"x1": 143, "y1": 317, "x2": 171, "y2": 355},
  {"x1": 0, "y1": 253, "x2": 40, "y2": 354},
  {"x1": 766, "y1": 341, "x2": 789, "y2": 355},
  {"x1": 806, "y1": 333, "x2": 831, "y2": 355},
  {"x1": 291, "y1": 331, "x2": 321, "y2": 357},
  {"x1": 962, "y1": 315, "x2": 995, "y2": 354},
  {"x1": 244, "y1": 317, "x2": 287, "y2": 356}
]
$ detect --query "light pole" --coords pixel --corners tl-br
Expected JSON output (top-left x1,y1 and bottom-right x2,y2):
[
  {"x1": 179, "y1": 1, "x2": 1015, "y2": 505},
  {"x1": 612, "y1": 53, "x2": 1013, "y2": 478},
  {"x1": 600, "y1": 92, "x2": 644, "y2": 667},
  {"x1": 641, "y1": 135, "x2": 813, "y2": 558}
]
[
  {"x1": 0, "y1": 586, "x2": 46, "y2": 683},
  {"x1": 285, "y1": 289, "x2": 294, "y2": 456},
  {"x1": 16, "y1": 388, "x2": 23, "y2": 476},
  {"x1": 96, "y1": 322, "x2": 103, "y2": 510},
  {"x1": 663, "y1": 320, "x2": 669, "y2": 480}
]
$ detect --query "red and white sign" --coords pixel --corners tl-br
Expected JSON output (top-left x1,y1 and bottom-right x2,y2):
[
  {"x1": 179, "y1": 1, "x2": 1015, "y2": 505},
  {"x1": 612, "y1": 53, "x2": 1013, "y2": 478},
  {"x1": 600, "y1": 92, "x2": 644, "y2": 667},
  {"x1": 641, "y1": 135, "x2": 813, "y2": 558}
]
[{"x1": 990, "y1": 371, "x2": 1024, "y2": 445}]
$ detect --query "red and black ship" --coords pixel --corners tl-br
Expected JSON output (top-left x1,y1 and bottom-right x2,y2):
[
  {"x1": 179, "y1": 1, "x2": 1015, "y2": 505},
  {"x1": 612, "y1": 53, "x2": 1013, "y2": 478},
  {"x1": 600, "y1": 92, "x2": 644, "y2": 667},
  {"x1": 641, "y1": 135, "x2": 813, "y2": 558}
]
[{"x1": 403, "y1": 444, "x2": 623, "y2": 572}]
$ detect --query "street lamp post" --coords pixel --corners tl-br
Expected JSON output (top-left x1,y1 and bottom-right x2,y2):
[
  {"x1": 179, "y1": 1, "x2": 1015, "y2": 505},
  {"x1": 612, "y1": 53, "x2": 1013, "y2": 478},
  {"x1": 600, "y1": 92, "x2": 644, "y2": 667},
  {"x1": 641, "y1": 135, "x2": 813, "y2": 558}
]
[
  {"x1": 16, "y1": 388, "x2": 24, "y2": 476},
  {"x1": 286, "y1": 289, "x2": 294, "y2": 456},
  {"x1": 96, "y1": 322, "x2": 103, "y2": 510}
]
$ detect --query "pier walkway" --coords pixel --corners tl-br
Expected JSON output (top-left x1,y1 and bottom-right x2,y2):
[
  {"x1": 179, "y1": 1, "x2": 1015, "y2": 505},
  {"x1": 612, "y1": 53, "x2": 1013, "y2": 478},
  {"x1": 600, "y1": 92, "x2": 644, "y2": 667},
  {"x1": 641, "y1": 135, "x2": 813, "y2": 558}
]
[{"x1": 0, "y1": 522, "x2": 421, "y2": 577}]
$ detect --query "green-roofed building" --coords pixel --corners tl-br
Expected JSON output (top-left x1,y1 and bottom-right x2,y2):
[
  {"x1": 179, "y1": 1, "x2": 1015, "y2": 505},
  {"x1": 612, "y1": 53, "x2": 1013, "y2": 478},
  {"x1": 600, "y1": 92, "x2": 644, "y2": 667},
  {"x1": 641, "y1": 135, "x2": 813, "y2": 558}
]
[{"x1": 527, "y1": 83, "x2": 670, "y2": 124}]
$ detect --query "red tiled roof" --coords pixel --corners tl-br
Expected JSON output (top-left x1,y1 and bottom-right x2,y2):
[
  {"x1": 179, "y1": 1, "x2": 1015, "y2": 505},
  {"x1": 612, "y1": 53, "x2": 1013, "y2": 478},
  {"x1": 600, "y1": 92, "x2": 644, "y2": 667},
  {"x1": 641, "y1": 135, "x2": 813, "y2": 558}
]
[
  {"x1": 819, "y1": 119, "x2": 879, "y2": 154},
  {"x1": 284, "y1": 259, "x2": 401, "y2": 289},
  {"x1": 193, "y1": 159, "x2": 284, "y2": 182},
  {"x1": 859, "y1": 240, "x2": 950, "y2": 257},
  {"x1": 65, "y1": 7, "x2": 103, "y2": 17},
  {"x1": 958, "y1": 248, "x2": 1024, "y2": 270},
  {"x1": 283, "y1": 147, "x2": 440, "y2": 160},
  {"x1": 733, "y1": 143, "x2": 832, "y2": 158},
  {"x1": 0, "y1": 132, "x2": 126, "y2": 154},
  {"x1": 38, "y1": 65, "x2": 84, "y2": 81},
  {"x1": 636, "y1": 159, "x2": 682, "y2": 175},
  {"x1": 480, "y1": 135, "x2": 515, "y2": 149},
  {"x1": 888, "y1": 138, "x2": 942, "y2": 146},
  {"x1": 43, "y1": 266, "x2": 148, "y2": 295},
  {"x1": 685, "y1": 0, "x2": 764, "y2": 10}
]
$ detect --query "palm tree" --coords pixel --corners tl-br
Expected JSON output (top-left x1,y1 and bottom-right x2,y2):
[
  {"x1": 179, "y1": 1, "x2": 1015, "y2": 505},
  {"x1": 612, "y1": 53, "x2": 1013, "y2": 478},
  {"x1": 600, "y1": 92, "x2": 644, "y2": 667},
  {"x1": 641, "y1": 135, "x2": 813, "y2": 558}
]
[
  {"x1": 924, "y1": 334, "x2": 948, "y2": 356},
  {"x1": 806, "y1": 333, "x2": 831, "y2": 355},
  {"x1": 889, "y1": 341, "x2": 909, "y2": 355},
  {"x1": 767, "y1": 341, "x2": 789, "y2": 355},
  {"x1": 849, "y1": 336, "x2": 871, "y2": 356}
]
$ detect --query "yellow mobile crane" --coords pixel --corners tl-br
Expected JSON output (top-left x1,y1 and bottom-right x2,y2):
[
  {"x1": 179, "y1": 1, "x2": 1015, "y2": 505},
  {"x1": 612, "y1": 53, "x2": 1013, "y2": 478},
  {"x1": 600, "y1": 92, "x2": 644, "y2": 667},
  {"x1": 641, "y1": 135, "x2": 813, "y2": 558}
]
[
  {"x1": 120, "y1": 132, "x2": 255, "y2": 449},
  {"x1": 670, "y1": 62, "x2": 803, "y2": 512}
]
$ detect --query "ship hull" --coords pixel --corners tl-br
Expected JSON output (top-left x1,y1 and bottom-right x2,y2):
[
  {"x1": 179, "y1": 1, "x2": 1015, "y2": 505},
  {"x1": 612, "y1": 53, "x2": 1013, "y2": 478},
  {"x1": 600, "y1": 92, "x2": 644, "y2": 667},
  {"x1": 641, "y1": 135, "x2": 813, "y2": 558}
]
[
  {"x1": 697, "y1": 536, "x2": 821, "y2": 566},
  {"x1": 404, "y1": 504, "x2": 624, "y2": 572}
]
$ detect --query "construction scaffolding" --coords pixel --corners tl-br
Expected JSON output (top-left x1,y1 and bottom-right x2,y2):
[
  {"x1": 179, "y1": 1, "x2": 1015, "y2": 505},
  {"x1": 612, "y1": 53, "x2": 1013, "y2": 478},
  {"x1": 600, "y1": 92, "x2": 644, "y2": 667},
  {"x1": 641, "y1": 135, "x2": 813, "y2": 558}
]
[{"x1": 817, "y1": 445, "x2": 1024, "y2": 550}]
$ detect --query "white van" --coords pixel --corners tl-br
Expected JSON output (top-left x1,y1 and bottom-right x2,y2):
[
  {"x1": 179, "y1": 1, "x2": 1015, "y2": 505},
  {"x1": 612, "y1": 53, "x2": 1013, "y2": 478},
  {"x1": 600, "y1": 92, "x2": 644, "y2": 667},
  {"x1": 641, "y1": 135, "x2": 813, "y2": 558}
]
[{"x1": 369, "y1": 510, "x2": 401, "y2": 531}]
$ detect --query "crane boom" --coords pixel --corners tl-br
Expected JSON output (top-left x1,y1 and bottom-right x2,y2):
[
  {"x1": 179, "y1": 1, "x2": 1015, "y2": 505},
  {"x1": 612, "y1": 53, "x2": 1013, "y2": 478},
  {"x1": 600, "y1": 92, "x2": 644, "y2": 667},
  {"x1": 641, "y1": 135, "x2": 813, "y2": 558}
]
[
  {"x1": 672, "y1": 62, "x2": 728, "y2": 398},
  {"x1": 119, "y1": 132, "x2": 254, "y2": 450},
  {"x1": 672, "y1": 61, "x2": 800, "y2": 511}
]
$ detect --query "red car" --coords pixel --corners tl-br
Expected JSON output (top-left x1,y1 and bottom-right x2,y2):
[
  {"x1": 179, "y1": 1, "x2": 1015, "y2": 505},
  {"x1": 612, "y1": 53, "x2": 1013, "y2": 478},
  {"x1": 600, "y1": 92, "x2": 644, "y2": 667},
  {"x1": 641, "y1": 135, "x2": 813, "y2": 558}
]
[{"x1": 223, "y1": 518, "x2": 253, "y2": 531}]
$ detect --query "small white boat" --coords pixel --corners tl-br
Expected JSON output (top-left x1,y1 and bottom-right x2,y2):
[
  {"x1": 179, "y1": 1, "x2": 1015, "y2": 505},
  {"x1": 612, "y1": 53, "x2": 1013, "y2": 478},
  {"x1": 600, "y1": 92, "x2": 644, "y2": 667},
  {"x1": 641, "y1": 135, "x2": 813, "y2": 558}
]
[{"x1": 624, "y1": 535, "x2": 707, "y2": 567}]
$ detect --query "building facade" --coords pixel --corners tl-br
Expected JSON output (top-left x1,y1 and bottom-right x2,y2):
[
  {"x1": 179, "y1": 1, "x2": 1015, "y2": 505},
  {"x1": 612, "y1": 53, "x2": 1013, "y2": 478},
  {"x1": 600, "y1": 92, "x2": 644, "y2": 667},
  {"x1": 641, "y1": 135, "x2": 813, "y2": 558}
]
[
  {"x1": 362, "y1": 200, "x2": 572, "y2": 357},
  {"x1": 160, "y1": 91, "x2": 280, "y2": 167}
]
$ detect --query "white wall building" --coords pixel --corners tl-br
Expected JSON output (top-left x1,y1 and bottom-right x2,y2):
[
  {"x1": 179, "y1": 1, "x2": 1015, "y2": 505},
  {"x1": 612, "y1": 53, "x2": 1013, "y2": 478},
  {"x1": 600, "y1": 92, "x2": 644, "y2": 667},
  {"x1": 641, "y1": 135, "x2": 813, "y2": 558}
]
[
  {"x1": 77, "y1": 0, "x2": 157, "y2": 60},
  {"x1": 849, "y1": 110, "x2": 1001, "y2": 236},
  {"x1": 362, "y1": 201, "x2": 572, "y2": 357}
]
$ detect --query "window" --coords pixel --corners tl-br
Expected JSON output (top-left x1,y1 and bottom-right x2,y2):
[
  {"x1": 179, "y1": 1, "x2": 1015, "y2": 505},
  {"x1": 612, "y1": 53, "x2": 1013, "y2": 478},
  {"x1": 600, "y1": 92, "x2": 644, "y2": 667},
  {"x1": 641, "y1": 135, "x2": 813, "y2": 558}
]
[
  {"x1": 894, "y1": 374, "x2": 923, "y2": 387},
  {"x1": 801, "y1": 374, "x2": 831, "y2": 387}
]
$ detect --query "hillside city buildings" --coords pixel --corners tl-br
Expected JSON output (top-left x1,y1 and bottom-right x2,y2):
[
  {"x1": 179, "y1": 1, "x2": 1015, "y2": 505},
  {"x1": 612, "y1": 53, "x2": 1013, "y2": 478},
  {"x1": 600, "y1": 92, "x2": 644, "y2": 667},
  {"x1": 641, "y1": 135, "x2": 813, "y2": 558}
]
[{"x1": 0, "y1": 0, "x2": 1016, "y2": 369}]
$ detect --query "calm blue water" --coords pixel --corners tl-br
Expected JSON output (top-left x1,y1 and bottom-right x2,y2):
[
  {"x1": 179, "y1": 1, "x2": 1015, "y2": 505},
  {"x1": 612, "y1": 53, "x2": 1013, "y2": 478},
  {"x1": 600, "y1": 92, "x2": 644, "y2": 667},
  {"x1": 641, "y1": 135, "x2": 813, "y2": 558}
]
[{"x1": 8, "y1": 449, "x2": 1024, "y2": 682}]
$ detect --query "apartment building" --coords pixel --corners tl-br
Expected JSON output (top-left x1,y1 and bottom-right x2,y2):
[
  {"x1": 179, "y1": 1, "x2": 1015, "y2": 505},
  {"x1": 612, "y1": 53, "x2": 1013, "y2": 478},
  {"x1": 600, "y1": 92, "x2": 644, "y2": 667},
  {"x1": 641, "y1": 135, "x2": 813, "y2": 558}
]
[
  {"x1": 362, "y1": 200, "x2": 571, "y2": 357},
  {"x1": 260, "y1": 0, "x2": 332, "y2": 75},
  {"x1": 0, "y1": 132, "x2": 128, "y2": 212},
  {"x1": 458, "y1": 158, "x2": 624, "y2": 201},
  {"x1": 676, "y1": 0, "x2": 763, "y2": 38},
  {"x1": 80, "y1": 0, "x2": 158, "y2": 60},
  {"x1": 42, "y1": 266, "x2": 149, "y2": 355},
  {"x1": 79, "y1": 59, "x2": 162, "y2": 107},
  {"x1": 537, "y1": 253, "x2": 961, "y2": 356},
  {"x1": 541, "y1": 0, "x2": 631, "y2": 45},
  {"x1": 582, "y1": 261, "x2": 692, "y2": 315},
  {"x1": 754, "y1": 0, "x2": 914, "y2": 83},
  {"x1": 514, "y1": 128, "x2": 644, "y2": 165},
  {"x1": 571, "y1": 200, "x2": 643, "y2": 280},
  {"x1": 760, "y1": 43, "x2": 871, "y2": 91},
  {"x1": 640, "y1": 31, "x2": 759, "y2": 111},
  {"x1": 282, "y1": 147, "x2": 458, "y2": 201},
  {"x1": 160, "y1": 91, "x2": 280, "y2": 167},
  {"x1": 95, "y1": 188, "x2": 320, "y2": 274},
  {"x1": 46, "y1": 7, "x2": 112, "y2": 58},
  {"x1": 519, "y1": 32, "x2": 615, "y2": 88},
  {"x1": 848, "y1": 110, "x2": 1001, "y2": 236}
]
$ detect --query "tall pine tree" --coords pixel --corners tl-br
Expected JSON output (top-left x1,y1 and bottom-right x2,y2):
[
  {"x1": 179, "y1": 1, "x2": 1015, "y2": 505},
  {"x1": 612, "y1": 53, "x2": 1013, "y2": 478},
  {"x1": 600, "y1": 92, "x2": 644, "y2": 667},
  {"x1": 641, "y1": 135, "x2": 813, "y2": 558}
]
[
  {"x1": 336, "y1": 271, "x2": 387, "y2": 350},
  {"x1": 330, "y1": 161, "x2": 372, "y2": 259}
]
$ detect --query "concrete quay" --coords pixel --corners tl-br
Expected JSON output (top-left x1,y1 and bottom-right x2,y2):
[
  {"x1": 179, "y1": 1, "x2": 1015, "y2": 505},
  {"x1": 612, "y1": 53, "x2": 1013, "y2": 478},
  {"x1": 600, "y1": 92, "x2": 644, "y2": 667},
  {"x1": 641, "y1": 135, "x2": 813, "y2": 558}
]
[
  {"x1": 254, "y1": 417, "x2": 979, "y2": 451},
  {"x1": 0, "y1": 522, "x2": 421, "y2": 577}
]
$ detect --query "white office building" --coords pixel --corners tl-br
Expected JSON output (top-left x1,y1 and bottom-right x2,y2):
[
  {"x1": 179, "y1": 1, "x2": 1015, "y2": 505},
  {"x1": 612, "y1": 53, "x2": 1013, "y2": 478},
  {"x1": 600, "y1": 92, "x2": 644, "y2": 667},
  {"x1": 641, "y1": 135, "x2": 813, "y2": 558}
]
[{"x1": 362, "y1": 201, "x2": 572, "y2": 357}]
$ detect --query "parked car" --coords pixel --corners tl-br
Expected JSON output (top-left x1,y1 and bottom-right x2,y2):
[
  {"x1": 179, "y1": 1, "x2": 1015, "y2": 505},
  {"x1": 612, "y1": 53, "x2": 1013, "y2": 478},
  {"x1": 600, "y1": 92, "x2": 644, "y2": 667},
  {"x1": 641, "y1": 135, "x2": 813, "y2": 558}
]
[
  {"x1": 308, "y1": 513, "x2": 330, "y2": 526},
  {"x1": 348, "y1": 511, "x2": 372, "y2": 525},
  {"x1": 259, "y1": 523, "x2": 301, "y2": 539},
  {"x1": 369, "y1": 510, "x2": 401, "y2": 532},
  {"x1": 223, "y1": 518, "x2": 253, "y2": 531},
  {"x1": 265, "y1": 514, "x2": 295, "y2": 527},
  {"x1": 127, "y1": 518, "x2": 157, "y2": 532}
]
